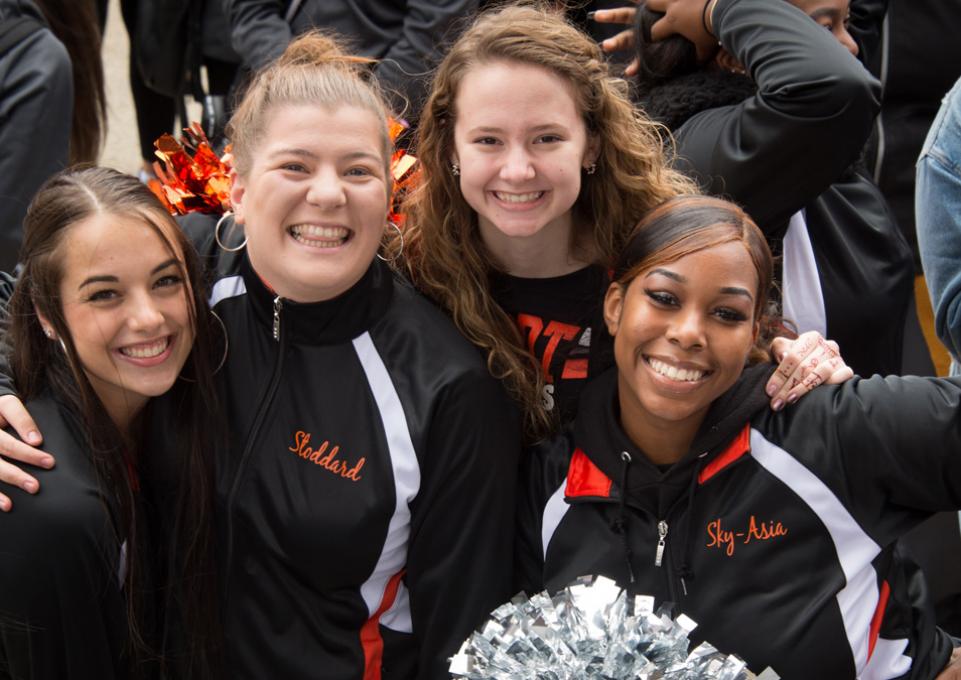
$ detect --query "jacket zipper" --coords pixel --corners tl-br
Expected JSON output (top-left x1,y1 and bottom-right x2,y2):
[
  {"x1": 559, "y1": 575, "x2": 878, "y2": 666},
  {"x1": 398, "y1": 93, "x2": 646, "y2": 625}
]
[
  {"x1": 656, "y1": 517, "x2": 680, "y2": 602},
  {"x1": 272, "y1": 295, "x2": 283, "y2": 341},
  {"x1": 223, "y1": 295, "x2": 287, "y2": 592},
  {"x1": 654, "y1": 519, "x2": 668, "y2": 567}
]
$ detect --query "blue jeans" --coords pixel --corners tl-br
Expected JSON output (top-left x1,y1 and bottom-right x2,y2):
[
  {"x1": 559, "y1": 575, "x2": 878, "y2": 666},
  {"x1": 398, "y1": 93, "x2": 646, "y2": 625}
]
[{"x1": 917, "y1": 76, "x2": 961, "y2": 374}]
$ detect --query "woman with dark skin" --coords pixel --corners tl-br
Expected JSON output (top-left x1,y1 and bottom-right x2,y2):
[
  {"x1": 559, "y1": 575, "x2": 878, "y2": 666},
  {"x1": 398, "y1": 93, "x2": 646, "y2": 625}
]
[{"x1": 518, "y1": 195, "x2": 961, "y2": 680}]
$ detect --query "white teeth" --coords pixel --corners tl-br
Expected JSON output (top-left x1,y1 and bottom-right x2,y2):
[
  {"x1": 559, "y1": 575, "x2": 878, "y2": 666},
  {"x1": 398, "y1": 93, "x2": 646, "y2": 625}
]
[
  {"x1": 494, "y1": 191, "x2": 543, "y2": 203},
  {"x1": 120, "y1": 338, "x2": 169, "y2": 359},
  {"x1": 290, "y1": 224, "x2": 349, "y2": 247},
  {"x1": 648, "y1": 357, "x2": 705, "y2": 382}
]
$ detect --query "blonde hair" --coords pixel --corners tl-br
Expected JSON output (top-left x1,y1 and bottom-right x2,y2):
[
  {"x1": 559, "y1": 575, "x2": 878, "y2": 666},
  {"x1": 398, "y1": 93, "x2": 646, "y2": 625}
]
[
  {"x1": 400, "y1": 3, "x2": 697, "y2": 441},
  {"x1": 227, "y1": 30, "x2": 394, "y2": 184}
]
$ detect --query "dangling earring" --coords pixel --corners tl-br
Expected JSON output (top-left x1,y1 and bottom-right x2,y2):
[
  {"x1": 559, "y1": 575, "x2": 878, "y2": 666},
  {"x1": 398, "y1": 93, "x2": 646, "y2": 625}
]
[
  {"x1": 178, "y1": 310, "x2": 229, "y2": 382},
  {"x1": 214, "y1": 211, "x2": 247, "y2": 252},
  {"x1": 585, "y1": 163, "x2": 597, "y2": 175},
  {"x1": 450, "y1": 161, "x2": 460, "y2": 177},
  {"x1": 43, "y1": 327, "x2": 53, "y2": 339},
  {"x1": 376, "y1": 221, "x2": 405, "y2": 263}
]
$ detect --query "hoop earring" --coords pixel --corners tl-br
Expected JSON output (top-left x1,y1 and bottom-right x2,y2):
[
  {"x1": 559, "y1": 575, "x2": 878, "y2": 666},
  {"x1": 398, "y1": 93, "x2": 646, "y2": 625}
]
[
  {"x1": 178, "y1": 309, "x2": 229, "y2": 383},
  {"x1": 585, "y1": 163, "x2": 597, "y2": 175},
  {"x1": 210, "y1": 310, "x2": 229, "y2": 374},
  {"x1": 376, "y1": 221, "x2": 404, "y2": 263},
  {"x1": 450, "y1": 161, "x2": 460, "y2": 177},
  {"x1": 214, "y1": 211, "x2": 246, "y2": 252}
]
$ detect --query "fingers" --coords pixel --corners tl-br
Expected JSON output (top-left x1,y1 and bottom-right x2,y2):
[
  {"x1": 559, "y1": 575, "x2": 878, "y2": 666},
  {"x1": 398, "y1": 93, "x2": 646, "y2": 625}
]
[
  {"x1": 934, "y1": 647, "x2": 961, "y2": 680},
  {"x1": 767, "y1": 331, "x2": 842, "y2": 410},
  {"x1": 601, "y1": 27, "x2": 636, "y2": 54},
  {"x1": 591, "y1": 7, "x2": 638, "y2": 26},
  {"x1": 624, "y1": 57, "x2": 640, "y2": 77},
  {"x1": 0, "y1": 456, "x2": 41, "y2": 511},
  {"x1": 0, "y1": 394, "x2": 43, "y2": 446},
  {"x1": 648, "y1": 15, "x2": 673, "y2": 42}
]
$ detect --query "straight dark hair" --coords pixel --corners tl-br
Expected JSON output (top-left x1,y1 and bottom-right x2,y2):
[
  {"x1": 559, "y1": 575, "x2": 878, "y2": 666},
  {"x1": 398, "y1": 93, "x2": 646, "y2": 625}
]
[{"x1": 4, "y1": 167, "x2": 222, "y2": 677}]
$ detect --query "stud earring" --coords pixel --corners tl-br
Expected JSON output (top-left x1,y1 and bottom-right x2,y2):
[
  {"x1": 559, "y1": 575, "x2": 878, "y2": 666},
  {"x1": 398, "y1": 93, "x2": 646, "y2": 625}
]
[
  {"x1": 451, "y1": 161, "x2": 460, "y2": 177},
  {"x1": 585, "y1": 163, "x2": 597, "y2": 175}
]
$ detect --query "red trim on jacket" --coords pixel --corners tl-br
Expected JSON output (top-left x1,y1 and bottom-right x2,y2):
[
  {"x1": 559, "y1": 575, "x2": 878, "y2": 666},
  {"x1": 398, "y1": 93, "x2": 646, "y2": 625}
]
[
  {"x1": 360, "y1": 570, "x2": 406, "y2": 680},
  {"x1": 867, "y1": 580, "x2": 892, "y2": 661},
  {"x1": 698, "y1": 425, "x2": 752, "y2": 485},
  {"x1": 565, "y1": 448, "x2": 614, "y2": 498}
]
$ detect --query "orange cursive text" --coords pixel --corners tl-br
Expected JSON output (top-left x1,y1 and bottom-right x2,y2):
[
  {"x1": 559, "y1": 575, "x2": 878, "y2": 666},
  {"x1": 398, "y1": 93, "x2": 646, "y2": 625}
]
[
  {"x1": 288, "y1": 430, "x2": 365, "y2": 482},
  {"x1": 706, "y1": 516, "x2": 788, "y2": 557}
]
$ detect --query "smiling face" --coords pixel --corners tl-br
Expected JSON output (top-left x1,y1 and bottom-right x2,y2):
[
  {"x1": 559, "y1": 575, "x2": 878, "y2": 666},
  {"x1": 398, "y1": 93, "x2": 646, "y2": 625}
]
[
  {"x1": 54, "y1": 212, "x2": 195, "y2": 428},
  {"x1": 604, "y1": 240, "x2": 760, "y2": 451},
  {"x1": 451, "y1": 60, "x2": 598, "y2": 273},
  {"x1": 230, "y1": 103, "x2": 390, "y2": 303},
  {"x1": 790, "y1": 0, "x2": 857, "y2": 56}
]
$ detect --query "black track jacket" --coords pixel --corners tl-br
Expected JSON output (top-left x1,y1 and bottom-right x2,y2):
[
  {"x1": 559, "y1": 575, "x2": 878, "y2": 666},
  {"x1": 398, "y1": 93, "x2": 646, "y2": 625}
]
[
  {"x1": 184, "y1": 219, "x2": 520, "y2": 680},
  {"x1": 518, "y1": 366, "x2": 960, "y2": 679}
]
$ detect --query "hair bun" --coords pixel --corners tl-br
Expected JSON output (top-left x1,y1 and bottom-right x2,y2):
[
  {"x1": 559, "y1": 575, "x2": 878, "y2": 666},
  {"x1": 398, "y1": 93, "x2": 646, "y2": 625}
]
[{"x1": 276, "y1": 30, "x2": 375, "y2": 71}]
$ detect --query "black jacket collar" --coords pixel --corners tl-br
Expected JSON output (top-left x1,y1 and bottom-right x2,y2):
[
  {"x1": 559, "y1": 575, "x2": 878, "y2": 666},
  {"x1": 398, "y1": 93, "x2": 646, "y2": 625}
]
[
  {"x1": 570, "y1": 363, "x2": 774, "y2": 514},
  {"x1": 240, "y1": 256, "x2": 394, "y2": 346}
]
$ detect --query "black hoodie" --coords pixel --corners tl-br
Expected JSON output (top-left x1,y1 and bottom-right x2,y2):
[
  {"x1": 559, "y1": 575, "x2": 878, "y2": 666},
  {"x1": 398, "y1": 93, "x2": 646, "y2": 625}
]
[{"x1": 517, "y1": 365, "x2": 961, "y2": 679}]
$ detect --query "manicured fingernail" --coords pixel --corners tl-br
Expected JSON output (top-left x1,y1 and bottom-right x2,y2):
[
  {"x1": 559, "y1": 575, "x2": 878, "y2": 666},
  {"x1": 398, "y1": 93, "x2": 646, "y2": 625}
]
[
  {"x1": 771, "y1": 399, "x2": 784, "y2": 411},
  {"x1": 27, "y1": 431, "x2": 41, "y2": 444},
  {"x1": 0, "y1": 498, "x2": 9, "y2": 511},
  {"x1": 41, "y1": 456, "x2": 54, "y2": 469},
  {"x1": 23, "y1": 480, "x2": 37, "y2": 493},
  {"x1": 787, "y1": 393, "x2": 799, "y2": 404},
  {"x1": 587, "y1": 10, "x2": 597, "y2": 20},
  {"x1": 765, "y1": 383, "x2": 778, "y2": 397}
]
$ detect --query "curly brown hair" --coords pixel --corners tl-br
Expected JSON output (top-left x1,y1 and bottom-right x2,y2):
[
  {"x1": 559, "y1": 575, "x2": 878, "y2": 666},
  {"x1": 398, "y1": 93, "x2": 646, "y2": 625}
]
[{"x1": 399, "y1": 3, "x2": 697, "y2": 441}]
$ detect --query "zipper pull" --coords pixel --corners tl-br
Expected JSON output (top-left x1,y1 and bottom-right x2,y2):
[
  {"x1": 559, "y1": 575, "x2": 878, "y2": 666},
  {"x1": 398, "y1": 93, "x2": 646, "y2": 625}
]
[
  {"x1": 654, "y1": 520, "x2": 668, "y2": 567},
  {"x1": 272, "y1": 295, "x2": 283, "y2": 341}
]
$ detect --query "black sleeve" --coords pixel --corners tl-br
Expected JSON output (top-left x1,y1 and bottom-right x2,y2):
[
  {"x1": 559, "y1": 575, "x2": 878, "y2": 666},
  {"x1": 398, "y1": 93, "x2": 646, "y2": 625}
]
[
  {"x1": 405, "y1": 368, "x2": 520, "y2": 679},
  {"x1": 673, "y1": 0, "x2": 881, "y2": 231},
  {"x1": 222, "y1": 0, "x2": 291, "y2": 71},
  {"x1": 781, "y1": 375, "x2": 961, "y2": 544},
  {"x1": 0, "y1": 424, "x2": 127, "y2": 678},
  {"x1": 0, "y1": 27, "x2": 72, "y2": 273},
  {"x1": 514, "y1": 432, "x2": 573, "y2": 596}
]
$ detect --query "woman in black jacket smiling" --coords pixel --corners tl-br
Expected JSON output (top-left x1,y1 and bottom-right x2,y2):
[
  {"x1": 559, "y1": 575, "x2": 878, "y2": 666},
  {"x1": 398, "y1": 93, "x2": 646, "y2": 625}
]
[{"x1": 518, "y1": 195, "x2": 961, "y2": 679}]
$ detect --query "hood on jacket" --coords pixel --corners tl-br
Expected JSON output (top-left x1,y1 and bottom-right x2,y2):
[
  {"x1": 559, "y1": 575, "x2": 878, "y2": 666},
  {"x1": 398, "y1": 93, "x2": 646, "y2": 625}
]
[{"x1": 571, "y1": 362, "x2": 774, "y2": 515}]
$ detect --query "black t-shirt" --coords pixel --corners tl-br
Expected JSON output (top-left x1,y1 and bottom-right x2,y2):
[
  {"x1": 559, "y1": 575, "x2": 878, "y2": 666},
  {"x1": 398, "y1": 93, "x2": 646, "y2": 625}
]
[{"x1": 490, "y1": 265, "x2": 611, "y2": 424}]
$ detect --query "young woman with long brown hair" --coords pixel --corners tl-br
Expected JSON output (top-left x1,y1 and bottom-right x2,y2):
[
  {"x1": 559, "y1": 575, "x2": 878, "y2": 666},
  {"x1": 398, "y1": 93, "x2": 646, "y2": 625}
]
[
  {"x1": 0, "y1": 166, "x2": 221, "y2": 678},
  {"x1": 400, "y1": 3, "x2": 850, "y2": 443}
]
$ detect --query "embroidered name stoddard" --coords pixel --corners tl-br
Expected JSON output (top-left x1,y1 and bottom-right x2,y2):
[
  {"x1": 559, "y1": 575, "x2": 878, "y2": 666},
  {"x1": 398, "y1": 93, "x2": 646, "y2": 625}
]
[
  {"x1": 705, "y1": 515, "x2": 788, "y2": 557},
  {"x1": 288, "y1": 430, "x2": 365, "y2": 482}
]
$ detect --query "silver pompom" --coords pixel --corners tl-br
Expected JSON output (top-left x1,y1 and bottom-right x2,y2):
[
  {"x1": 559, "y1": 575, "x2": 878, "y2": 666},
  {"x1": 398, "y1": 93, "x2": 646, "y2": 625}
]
[{"x1": 450, "y1": 575, "x2": 754, "y2": 680}]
